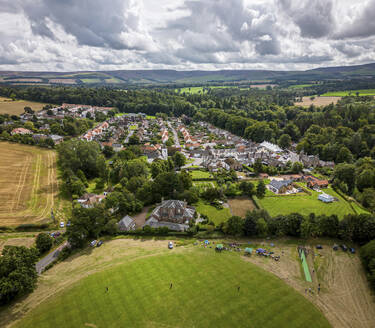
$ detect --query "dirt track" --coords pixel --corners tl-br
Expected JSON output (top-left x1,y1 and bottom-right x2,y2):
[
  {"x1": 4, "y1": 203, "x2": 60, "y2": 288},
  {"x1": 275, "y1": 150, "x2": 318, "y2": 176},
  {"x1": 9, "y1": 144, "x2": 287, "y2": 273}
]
[{"x1": 243, "y1": 242, "x2": 375, "y2": 328}]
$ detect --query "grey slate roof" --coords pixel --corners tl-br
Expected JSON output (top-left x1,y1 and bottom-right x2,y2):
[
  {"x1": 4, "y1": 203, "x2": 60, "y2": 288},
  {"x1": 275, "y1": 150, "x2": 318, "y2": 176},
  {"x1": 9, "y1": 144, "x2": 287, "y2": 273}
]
[
  {"x1": 269, "y1": 179, "x2": 292, "y2": 190},
  {"x1": 118, "y1": 215, "x2": 135, "y2": 230}
]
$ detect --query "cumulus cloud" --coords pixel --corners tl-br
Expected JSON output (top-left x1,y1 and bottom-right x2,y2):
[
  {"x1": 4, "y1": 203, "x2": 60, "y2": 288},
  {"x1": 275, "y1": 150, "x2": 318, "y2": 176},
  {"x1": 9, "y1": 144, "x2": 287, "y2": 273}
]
[{"x1": 0, "y1": 0, "x2": 374, "y2": 71}]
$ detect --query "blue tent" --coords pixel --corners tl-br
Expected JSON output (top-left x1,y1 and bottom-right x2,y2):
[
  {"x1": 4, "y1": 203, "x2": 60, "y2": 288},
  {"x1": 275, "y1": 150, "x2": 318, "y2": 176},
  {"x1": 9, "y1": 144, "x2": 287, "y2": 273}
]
[
  {"x1": 256, "y1": 248, "x2": 266, "y2": 253},
  {"x1": 204, "y1": 240, "x2": 210, "y2": 245}
]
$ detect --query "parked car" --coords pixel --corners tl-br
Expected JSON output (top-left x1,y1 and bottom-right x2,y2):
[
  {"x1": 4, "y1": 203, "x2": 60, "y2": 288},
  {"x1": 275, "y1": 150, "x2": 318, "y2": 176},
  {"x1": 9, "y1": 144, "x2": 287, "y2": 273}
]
[
  {"x1": 350, "y1": 248, "x2": 356, "y2": 254},
  {"x1": 341, "y1": 244, "x2": 348, "y2": 252},
  {"x1": 333, "y1": 244, "x2": 339, "y2": 251},
  {"x1": 168, "y1": 241, "x2": 173, "y2": 249},
  {"x1": 59, "y1": 221, "x2": 65, "y2": 228},
  {"x1": 90, "y1": 240, "x2": 97, "y2": 247},
  {"x1": 316, "y1": 245, "x2": 323, "y2": 249},
  {"x1": 66, "y1": 221, "x2": 71, "y2": 227},
  {"x1": 97, "y1": 241, "x2": 103, "y2": 247}
]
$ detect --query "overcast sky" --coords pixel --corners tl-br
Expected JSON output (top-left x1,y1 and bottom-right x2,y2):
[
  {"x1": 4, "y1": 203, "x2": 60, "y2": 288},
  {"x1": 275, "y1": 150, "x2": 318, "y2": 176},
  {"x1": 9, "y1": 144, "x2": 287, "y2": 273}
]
[{"x1": 1, "y1": 0, "x2": 375, "y2": 71}]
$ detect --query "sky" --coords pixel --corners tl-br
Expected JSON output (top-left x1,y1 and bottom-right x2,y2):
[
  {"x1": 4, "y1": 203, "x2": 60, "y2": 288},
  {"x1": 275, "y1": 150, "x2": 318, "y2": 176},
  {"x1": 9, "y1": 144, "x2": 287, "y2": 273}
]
[{"x1": 1, "y1": 0, "x2": 375, "y2": 71}]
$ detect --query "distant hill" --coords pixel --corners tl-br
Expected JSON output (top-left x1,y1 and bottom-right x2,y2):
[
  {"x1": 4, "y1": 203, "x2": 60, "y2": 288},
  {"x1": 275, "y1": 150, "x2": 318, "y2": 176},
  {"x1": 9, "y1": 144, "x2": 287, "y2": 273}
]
[{"x1": 1, "y1": 62, "x2": 375, "y2": 86}]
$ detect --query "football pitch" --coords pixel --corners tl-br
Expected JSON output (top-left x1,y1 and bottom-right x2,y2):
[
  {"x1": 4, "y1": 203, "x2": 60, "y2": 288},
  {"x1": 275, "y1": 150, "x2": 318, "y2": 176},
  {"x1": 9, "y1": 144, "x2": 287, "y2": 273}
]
[{"x1": 16, "y1": 248, "x2": 330, "y2": 328}]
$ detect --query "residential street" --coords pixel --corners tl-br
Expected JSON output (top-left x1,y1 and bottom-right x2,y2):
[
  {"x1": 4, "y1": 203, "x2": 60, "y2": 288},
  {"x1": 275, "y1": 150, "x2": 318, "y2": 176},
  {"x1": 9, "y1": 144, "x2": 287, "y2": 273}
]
[
  {"x1": 35, "y1": 241, "x2": 68, "y2": 274},
  {"x1": 124, "y1": 129, "x2": 134, "y2": 143},
  {"x1": 168, "y1": 122, "x2": 180, "y2": 148}
]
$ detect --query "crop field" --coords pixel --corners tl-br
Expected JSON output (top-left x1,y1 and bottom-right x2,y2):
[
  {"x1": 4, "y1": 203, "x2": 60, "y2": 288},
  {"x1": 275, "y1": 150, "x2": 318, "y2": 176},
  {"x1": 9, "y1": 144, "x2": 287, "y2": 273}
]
[
  {"x1": 176, "y1": 86, "x2": 237, "y2": 94},
  {"x1": 0, "y1": 142, "x2": 58, "y2": 226},
  {"x1": 254, "y1": 185, "x2": 365, "y2": 218},
  {"x1": 195, "y1": 200, "x2": 231, "y2": 224},
  {"x1": 14, "y1": 246, "x2": 330, "y2": 328},
  {"x1": 0, "y1": 97, "x2": 50, "y2": 115},
  {"x1": 288, "y1": 84, "x2": 315, "y2": 89},
  {"x1": 294, "y1": 96, "x2": 341, "y2": 107},
  {"x1": 321, "y1": 89, "x2": 375, "y2": 97}
]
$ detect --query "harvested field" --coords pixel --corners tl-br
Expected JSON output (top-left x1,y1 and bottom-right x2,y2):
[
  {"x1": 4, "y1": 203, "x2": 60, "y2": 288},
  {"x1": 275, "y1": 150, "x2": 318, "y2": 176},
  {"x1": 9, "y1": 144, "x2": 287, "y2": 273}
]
[
  {"x1": 228, "y1": 197, "x2": 256, "y2": 217},
  {"x1": 48, "y1": 79, "x2": 76, "y2": 84},
  {"x1": 295, "y1": 96, "x2": 341, "y2": 107},
  {"x1": 0, "y1": 99, "x2": 50, "y2": 115},
  {"x1": 0, "y1": 142, "x2": 58, "y2": 226},
  {"x1": 0, "y1": 236, "x2": 36, "y2": 252},
  {"x1": 244, "y1": 240, "x2": 375, "y2": 328}
]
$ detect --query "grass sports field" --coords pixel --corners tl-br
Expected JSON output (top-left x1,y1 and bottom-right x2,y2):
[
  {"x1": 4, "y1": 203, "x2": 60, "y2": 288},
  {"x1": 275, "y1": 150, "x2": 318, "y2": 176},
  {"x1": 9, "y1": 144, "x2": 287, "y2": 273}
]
[
  {"x1": 254, "y1": 184, "x2": 368, "y2": 218},
  {"x1": 0, "y1": 142, "x2": 58, "y2": 226},
  {"x1": 0, "y1": 97, "x2": 50, "y2": 115},
  {"x1": 321, "y1": 89, "x2": 375, "y2": 97},
  {"x1": 15, "y1": 247, "x2": 330, "y2": 328}
]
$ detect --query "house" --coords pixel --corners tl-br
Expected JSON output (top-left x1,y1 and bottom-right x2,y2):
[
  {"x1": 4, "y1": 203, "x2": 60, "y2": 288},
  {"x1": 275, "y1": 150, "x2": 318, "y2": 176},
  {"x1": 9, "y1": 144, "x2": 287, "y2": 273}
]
[
  {"x1": 77, "y1": 193, "x2": 107, "y2": 208},
  {"x1": 118, "y1": 215, "x2": 136, "y2": 231},
  {"x1": 11, "y1": 128, "x2": 32, "y2": 135},
  {"x1": 318, "y1": 193, "x2": 334, "y2": 203},
  {"x1": 224, "y1": 158, "x2": 243, "y2": 171},
  {"x1": 268, "y1": 179, "x2": 293, "y2": 194},
  {"x1": 144, "y1": 200, "x2": 195, "y2": 231},
  {"x1": 304, "y1": 176, "x2": 329, "y2": 189},
  {"x1": 259, "y1": 141, "x2": 282, "y2": 153},
  {"x1": 49, "y1": 135, "x2": 64, "y2": 145}
]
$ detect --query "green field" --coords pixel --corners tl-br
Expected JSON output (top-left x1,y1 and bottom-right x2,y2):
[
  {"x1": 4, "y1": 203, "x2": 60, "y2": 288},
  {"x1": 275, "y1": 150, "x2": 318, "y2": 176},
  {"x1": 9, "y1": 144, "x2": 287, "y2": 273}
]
[
  {"x1": 190, "y1": 170, "x2": 213, "y2": 179},
  {"x1": 321, "y1": 89, "x2": 375, "y2": 97},
  {"x1": 255, "y1": 184, "x2": 367, "y2": 218},
  {"x1": 289, "y1": 84, "x2": 315, "y2": 89},
  {"x1": 129, "y1": 124, "x2": 138, "y2": 130},
  {"x1": 104, "y1": 77, "x2": 123, "y2": 83},
  {"x1": 16, "y1": 248, "x2": 330, "y2": 328},
  {"x1": 195, "y1": 200, "x2": 231, "y2": 224},
  {"x1": 176, "y1": 86, "x2": 237, "y2": 94},
  {"x1": 80, "y1": 78, "x2": 102, "y2": 84}
]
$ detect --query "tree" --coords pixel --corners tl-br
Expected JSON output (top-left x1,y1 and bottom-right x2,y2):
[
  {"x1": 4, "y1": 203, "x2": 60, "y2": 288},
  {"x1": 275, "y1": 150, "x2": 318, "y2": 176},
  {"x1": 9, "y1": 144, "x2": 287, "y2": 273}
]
[
  {"x1": 243, "y1": 211, "x2": 257, "y2": 236},
  {"x1": 0, "y1": 246, "x2": 38, "y2": 305},
  {"x1": 128, "y1": 134, "x2": 140, "y2": 145},
  {"x1": 291, "y1": 161, "x2": 303, "y2": 173},
  {"x1": 256, "y1": 180, "x2": 266, "y2": 198},
  {"x1": 360, "y1": 240, "x2": 375, "y2": 290},
  {"x1": 173, "y1": 151, "x2": 186, "y2": 168},
  {"x1": 35, "y1": 233, "x2": 53, "y2": 254},
  {"x1": 103, "y1": 145, "x2": 114, "y2": 158},
  {"x1": 256, "y1": 218, "x2": 268, "y2": 237},
  {"x1": 24, "y1": 106, "x2": 34, "y2": 114},
  {"x1": 224, "y1": 216, "x2": 244, "y2": 235},
  {"x1": 336, "y1": 146, "x2": 353, "y2": 163},
  {"x1": 239, "y1": 181, "x2": 254, "y2": 196},
  {"x1": 253, "y1": 158, "x2": 263, "y2": 174},
  {"x1": 278, "y1": 134, "x2": 292, "y2": 149}
]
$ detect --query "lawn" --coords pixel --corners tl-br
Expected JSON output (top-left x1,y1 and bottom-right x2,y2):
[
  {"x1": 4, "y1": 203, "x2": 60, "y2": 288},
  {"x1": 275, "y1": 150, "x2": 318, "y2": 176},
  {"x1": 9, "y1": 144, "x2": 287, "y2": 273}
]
[
  {"x1": 0, "y1": 97, "x2": 51, "y2": 115},
  {"x1": 190, "y1": 170, "x2": 213, "y2": 179},
  {"x1": 15, "y1": 248, "x2": 330, "y2": 328},
  {"x1": 195, "y1": 200, "x2": 231, "y2": 225},
  {"x1": 255, "y1": 183, "x2": 363, "y2": 218},
  {"x1": 0, "y1": 142, "x2": 58, "y2": 226},
  {"x1": 321, "y1": 89, "x2": 375, "y2": 97}
]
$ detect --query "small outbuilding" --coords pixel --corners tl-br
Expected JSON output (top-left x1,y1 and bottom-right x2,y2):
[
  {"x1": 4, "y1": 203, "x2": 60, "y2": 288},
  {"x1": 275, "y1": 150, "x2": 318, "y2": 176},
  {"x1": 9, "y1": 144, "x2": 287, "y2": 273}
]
[
  {"x1": 118, "y1": 215, "x2": 136, "y2": 231},
  {"x1": 318, "y1": 193, "x2": 334, "y2": 203}
]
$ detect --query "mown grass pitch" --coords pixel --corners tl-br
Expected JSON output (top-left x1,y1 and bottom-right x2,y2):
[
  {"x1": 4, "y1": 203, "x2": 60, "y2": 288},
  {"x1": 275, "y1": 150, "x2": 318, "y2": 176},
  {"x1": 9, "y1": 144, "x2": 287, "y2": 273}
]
[{"x1": 16, "y1": 248, "x2": 330, "y2": 328}]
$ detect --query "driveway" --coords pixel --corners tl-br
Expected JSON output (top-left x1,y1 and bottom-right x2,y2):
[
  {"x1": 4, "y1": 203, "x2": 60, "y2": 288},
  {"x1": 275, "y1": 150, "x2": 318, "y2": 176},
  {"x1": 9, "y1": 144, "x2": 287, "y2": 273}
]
[{"x1": 35, "y1": 241, "x2": 69, "y2": 274}]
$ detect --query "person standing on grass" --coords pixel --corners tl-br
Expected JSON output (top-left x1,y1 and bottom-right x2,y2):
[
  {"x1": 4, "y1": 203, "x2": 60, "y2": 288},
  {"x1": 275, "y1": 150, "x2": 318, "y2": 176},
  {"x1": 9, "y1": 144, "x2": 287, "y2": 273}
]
[
  {"x1": 170, "y1": 283, "x2": 173, "y2": 289},
  {"x1": 106, "y1": 287, "x2": 108, "y2": 293},
  {"x1": 238, "y1": 286, "x2": 240, "y2": 292}
]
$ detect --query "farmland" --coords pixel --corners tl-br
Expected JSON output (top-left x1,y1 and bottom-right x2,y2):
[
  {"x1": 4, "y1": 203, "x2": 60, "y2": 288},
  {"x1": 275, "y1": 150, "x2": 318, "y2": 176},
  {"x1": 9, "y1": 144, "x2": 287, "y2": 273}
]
[
  {"x1": 254, "y1": 184, "x2": 367, "y2": 218},
  {"x1": 14, "y1": 243, "x2": 330, "y2": 328},
  {"x1": 228, "y1": 197, "x2": 256, "y2": 217},
  {"x1": 0, "y1": 97, "x2": 50, "y2": 115},
  {"x1": 0, "y1": 142, "x2": 58, "y2": 226},
  {"x1": 294, "y1": 96, "x2": 341, "y2": 107},
  {"x1": 321, "y1": 89, "x2": 375, "y2": 97}
]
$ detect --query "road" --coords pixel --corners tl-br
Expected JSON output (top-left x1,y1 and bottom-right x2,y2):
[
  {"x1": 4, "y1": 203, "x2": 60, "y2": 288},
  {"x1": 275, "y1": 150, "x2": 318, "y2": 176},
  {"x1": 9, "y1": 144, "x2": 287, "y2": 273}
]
[
  {"x1": 124, "y1": 129, "x2": 134, "y2": 143},
  {"x1": 35, "y1": 241, "x2": 68, "y2": 274},
  {"x1": 168, "y1": 122, "x2": 180, "y2": 148}
]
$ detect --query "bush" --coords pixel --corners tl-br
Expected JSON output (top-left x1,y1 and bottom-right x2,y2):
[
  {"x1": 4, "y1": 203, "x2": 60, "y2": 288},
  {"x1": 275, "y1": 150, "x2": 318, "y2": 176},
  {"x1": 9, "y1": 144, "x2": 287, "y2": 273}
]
[{"x1": 360, "y1": 240, "x2": 375, "y2": 290}]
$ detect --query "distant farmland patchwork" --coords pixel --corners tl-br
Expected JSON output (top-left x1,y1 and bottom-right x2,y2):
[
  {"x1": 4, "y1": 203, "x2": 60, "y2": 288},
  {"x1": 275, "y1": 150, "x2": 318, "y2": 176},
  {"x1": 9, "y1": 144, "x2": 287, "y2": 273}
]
[
  {"x1": 0, "y1": 142, "x2": 58, "y2": 226},
  {"x1": 321, "y1": 89, "x2": 375, "y2": 96}
]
